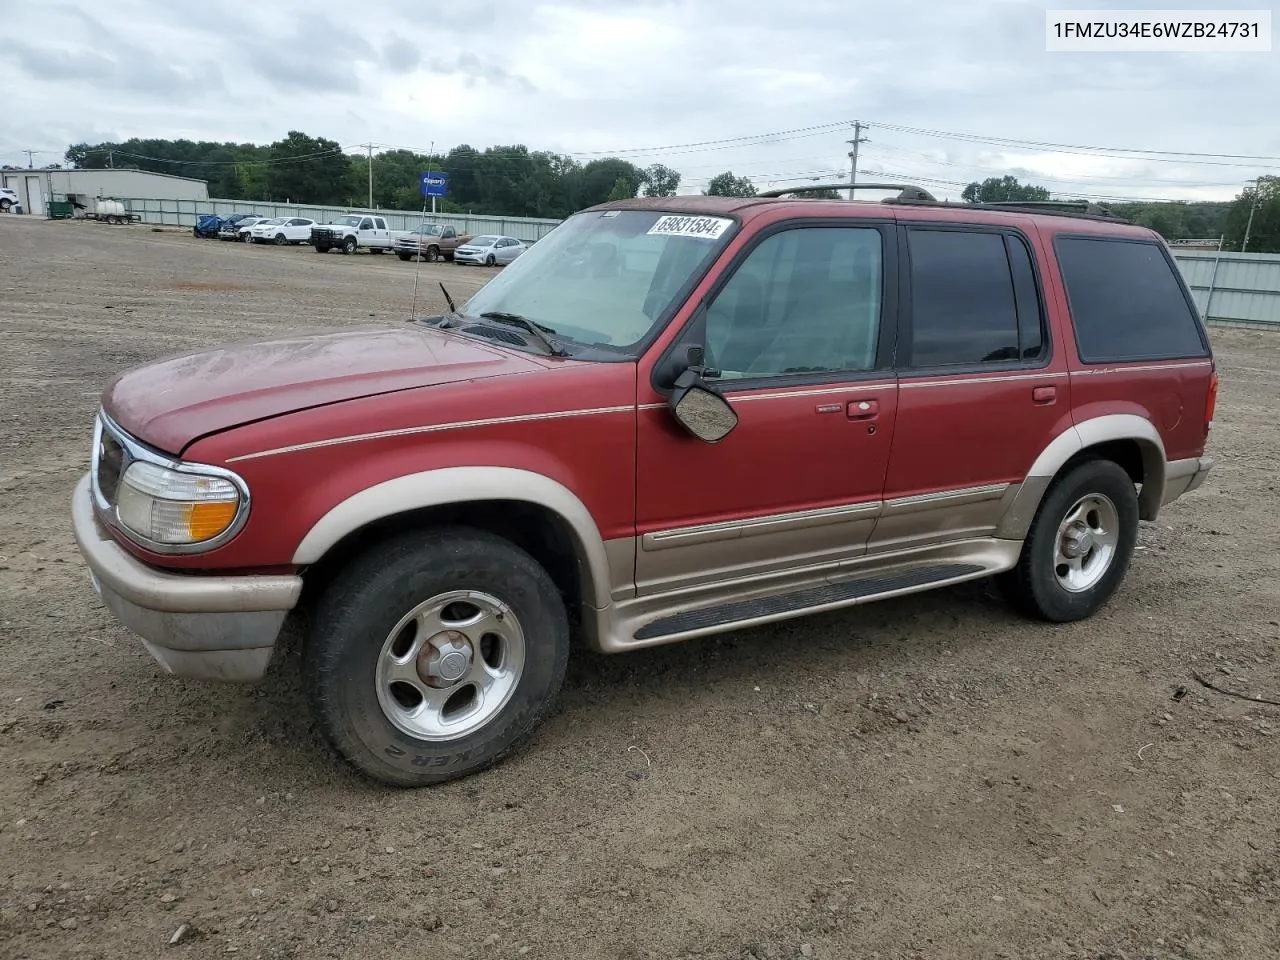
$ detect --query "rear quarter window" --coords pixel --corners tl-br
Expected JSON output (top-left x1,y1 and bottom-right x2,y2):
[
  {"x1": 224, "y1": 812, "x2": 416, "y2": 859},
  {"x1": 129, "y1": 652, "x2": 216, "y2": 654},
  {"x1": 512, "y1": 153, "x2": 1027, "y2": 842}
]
[{"x1": 1053, "y1": 236, "x2": 1210, "y2": 363}]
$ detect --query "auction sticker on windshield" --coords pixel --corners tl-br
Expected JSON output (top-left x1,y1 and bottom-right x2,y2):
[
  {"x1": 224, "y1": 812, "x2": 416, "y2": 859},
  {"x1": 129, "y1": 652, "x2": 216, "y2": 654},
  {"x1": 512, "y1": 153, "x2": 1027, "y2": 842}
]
[{"x1": 647, "y1": 215, "x2": 733, "y2": 240}]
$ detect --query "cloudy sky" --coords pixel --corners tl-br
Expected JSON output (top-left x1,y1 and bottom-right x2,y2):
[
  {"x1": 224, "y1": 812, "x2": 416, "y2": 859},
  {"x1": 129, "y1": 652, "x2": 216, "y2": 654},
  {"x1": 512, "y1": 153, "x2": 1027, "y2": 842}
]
[{"x1": 2, "y1": 0, "x2": 1277, "y2": 202}]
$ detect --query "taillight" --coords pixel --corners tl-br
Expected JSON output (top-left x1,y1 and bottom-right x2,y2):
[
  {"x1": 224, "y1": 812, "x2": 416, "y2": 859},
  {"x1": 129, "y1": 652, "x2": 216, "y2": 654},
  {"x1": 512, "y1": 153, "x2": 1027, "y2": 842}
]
[{"x1": 1205, "y1": 366, "x2": 1219, "y2": 433}]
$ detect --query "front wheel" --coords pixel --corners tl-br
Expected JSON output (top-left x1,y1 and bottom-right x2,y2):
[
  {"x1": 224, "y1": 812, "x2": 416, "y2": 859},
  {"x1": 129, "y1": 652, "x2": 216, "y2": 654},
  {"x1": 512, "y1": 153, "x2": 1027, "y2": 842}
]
[
  {"x1": 425, "y1": 245, "x2": 440, "y2": 262},
  {"x1": 314, "y1": 244, "x2": 329, "y2": 253},
  {"x1": 274, "y1": 233, "x2": 287, "y2": 245},
  {"x1": 996, "y1": 458, "x2": 1138, "y2": 622},
  {"x1": 342, "y1": 236, "x2": 357, "y2": 254},
  {"x1": 304, "y1": 528, "x2": 571, "y2": 787},
  {"x1": 0, "y1": 199, "x2": 11, "y2": 212},
  {"x1": 397, "y1": 252, "x2": 412, "y2": 261},
  {"x1": 484, "y1": 254, "x2": 496, "y2": 266}
]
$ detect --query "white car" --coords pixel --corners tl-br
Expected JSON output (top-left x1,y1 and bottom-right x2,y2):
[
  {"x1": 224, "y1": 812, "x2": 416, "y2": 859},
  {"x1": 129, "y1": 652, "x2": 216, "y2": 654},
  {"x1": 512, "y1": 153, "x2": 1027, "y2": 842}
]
[
  {"x1": 246, "y1": 217, "x2": 317, "y2": 244},
  {"x1": 453, "y1": 235, "x2": 528, "y2": 266},
  {"x1": 0, "y1": 185, "x2": 21, "y2": 212}
]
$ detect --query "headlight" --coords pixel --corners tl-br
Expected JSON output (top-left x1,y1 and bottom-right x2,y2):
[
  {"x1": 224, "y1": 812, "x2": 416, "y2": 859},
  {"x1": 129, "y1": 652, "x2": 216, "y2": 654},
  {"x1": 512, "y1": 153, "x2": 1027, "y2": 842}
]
[{"x1": 116, "y1": 461, "x2": 244, "y2": 546}]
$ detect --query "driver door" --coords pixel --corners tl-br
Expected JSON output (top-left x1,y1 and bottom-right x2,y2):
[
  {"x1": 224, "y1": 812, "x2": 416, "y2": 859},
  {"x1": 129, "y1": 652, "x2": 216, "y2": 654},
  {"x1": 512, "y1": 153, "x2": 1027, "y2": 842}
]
[{"x1": 634, "y1": 221, "x2": 900, "y2": 597}]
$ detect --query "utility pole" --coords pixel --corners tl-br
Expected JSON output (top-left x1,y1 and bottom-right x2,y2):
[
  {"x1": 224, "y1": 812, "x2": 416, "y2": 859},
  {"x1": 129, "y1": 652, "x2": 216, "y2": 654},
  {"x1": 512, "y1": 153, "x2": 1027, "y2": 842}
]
[
  {"x1": 1242, "y1": 178, "x2": 1259, "y2": 253},
  {"x1": 22, "y1": 149, "x2": 37, "y2": 168},
  {"x1": 846, "y1": 122, "x2": 869, "y2": 200},
  {"x1": 362, "y1": 143, "x2": 374, "y2": 210}
]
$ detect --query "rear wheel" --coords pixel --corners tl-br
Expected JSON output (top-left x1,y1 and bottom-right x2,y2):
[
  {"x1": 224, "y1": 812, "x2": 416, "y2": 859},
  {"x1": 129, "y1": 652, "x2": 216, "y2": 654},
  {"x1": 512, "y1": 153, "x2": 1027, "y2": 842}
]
[
  {"x1": 304, "y1": 528, "x2": 571, "y2": 787},
  {"x1": 997, "y1": 458, "x2": 1138, "y2": 622}
]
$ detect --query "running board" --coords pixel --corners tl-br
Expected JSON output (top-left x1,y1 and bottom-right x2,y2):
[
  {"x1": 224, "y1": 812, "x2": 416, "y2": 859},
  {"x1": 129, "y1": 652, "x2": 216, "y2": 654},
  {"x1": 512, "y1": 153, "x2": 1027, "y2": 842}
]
[{"x1": 632, "y1": 562, "x2": 985, "y2": 641}]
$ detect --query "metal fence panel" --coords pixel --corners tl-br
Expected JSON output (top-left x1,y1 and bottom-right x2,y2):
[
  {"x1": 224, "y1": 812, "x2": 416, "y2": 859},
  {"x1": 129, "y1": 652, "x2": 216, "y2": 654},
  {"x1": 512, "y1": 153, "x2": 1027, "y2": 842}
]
[
  {"x1": 120, "y1": 197, "x2": 564, "y2": 243},
  {"x1": 1171, "y1": 251, "x2": 1280, "y2": 329}
]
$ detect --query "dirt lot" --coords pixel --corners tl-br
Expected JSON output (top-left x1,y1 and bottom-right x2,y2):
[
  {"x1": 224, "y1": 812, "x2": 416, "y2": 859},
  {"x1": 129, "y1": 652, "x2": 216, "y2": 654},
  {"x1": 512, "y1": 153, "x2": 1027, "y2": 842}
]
[{"x1": 1, "y1": 214, "x2": 1278, "y2": 960}]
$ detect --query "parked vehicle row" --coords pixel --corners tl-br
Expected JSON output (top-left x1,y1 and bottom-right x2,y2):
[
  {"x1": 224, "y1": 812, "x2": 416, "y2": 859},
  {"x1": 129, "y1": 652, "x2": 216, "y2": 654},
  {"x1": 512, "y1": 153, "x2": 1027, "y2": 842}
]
[{"x1": 194, "y1": 210, "x2": 531, "y2": 265}]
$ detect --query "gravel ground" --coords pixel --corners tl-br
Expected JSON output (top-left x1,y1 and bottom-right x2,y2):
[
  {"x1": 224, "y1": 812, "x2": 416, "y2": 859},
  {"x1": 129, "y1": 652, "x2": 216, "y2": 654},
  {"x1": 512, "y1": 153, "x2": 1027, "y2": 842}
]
[{"x1": 1, "y1": 215, "x2": 1278, "y2": 960}]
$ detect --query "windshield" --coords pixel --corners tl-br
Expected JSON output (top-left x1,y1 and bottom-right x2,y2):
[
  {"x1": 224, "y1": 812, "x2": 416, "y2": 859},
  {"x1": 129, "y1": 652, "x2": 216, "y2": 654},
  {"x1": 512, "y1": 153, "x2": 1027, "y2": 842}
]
[
  {"x1": 460, "y1": 209, "x2": 735, "y2": 351},
  {"x1": 336, "y1": 216, "x2": 362, "y2": 227},
  {"x1": 470, "y1": 236, "x2": 499, "y2": 245},
  {"x1": 412, "y1": 224, "x2": 443, "y2": 236},
  {"x1": 258, "y1": 218, "x2": 284, "y2": 226}
]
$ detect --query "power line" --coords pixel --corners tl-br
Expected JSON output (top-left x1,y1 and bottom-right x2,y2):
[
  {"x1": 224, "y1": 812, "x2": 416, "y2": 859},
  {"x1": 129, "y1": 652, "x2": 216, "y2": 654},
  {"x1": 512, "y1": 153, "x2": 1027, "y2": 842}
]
[
  {"x1": 861, "y1": 142, "x2": 1246, "y2": 188},
  {"x1": 860, "y1": 166, "x2": 1214, "y2": 204},
  {"x1": 867, "y1": 121, "x2": 1280, "y2": 170},
  {"x1": 868, "y1": 121, "x2": 1280, "y2": 163},
  {"x1": 75, "y1": 146, "x2": 356, "y2": 167}
]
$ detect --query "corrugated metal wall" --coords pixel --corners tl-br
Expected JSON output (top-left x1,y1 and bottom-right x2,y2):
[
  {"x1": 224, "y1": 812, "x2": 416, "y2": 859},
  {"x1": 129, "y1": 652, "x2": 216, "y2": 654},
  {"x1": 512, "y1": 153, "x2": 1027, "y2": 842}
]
[
  {"x1": 119, "y1": 197, "x2": 564, "y2": 243},
  {"x1": 1172, "y1": 250, "x2": 1280, "y2": 329}
]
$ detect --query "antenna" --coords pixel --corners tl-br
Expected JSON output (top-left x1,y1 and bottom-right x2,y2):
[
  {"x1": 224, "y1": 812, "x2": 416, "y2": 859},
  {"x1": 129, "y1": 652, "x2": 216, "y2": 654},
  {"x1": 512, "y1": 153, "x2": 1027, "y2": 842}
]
[{"x1": 409, "y1": 200, "x2": 428, "y2": 320}]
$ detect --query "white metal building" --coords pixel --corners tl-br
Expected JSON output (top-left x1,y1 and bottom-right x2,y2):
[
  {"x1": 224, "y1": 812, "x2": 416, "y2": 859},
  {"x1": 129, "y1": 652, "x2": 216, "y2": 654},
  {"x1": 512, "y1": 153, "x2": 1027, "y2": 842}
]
[{"x1": 0, "y1": 167, "x2": 209, "y2": 217}]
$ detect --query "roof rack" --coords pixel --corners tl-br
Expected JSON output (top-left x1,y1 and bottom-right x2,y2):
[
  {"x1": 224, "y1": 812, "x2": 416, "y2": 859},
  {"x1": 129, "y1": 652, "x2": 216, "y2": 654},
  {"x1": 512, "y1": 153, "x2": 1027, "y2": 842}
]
[
  {"x1": 756, "y1": 182, "x2": 1133, "y2": 224},
  {"x1": 887, "y1": 196, "x2": 1132, "y2": 223},
  {"x1": 757, "y1": 182, "x2": 938, "y2": 202}
]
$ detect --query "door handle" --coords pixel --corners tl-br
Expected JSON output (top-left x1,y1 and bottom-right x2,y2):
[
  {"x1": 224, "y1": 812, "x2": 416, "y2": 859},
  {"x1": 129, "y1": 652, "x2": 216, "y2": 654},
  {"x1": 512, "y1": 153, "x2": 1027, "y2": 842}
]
[
  {"x1": 1032, "y1": 386, "x2": 1057, "y2": 405},
  {"x1": 847, "y1": 399, "x2": 879, "y2": 420}
]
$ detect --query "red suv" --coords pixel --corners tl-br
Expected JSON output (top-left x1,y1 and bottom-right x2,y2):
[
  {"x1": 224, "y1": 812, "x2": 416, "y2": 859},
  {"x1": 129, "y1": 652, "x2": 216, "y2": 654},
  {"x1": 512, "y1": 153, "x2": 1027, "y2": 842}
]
[{"x1": 72, "y1": 185, "x2": 1218, "y2": 786}]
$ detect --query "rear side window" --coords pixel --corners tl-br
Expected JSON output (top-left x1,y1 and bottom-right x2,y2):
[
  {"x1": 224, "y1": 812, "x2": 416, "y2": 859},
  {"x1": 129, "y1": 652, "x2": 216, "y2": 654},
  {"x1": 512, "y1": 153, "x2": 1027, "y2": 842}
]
[
  {"x1": 905, "y1": 228, "x2": 1045, "y2": 367},
  {"x1": 1054, "y1": 236, "x2": 1209, "y2": 363}
]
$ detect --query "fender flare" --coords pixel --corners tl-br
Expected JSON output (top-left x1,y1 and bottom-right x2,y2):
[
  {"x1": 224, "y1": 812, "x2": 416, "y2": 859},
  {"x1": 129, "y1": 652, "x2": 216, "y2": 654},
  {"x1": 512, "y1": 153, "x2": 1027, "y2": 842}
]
[
  {"x1": 996, "y1": 414, "x2": 1168, "y2": 538},
  {"x1": 291, "y1": 466, "x2": 613, "y2": 609}
]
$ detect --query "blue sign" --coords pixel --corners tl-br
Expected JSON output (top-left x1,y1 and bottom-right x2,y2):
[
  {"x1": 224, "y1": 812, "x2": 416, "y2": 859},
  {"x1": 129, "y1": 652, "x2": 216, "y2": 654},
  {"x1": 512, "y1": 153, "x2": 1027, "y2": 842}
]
[{"x1": 420, "y1": 171, "x2": 448, "y2": 198}]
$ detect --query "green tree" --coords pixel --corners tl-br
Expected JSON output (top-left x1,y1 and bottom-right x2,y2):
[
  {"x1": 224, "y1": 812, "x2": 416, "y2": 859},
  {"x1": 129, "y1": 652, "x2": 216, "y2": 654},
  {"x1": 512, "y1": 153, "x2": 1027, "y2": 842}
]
[
  {"x1": 961, "y1": 176, "x2": 1051, "y2": 204},
  {"x1": 607, "y1": 177, "x2": 636, "y2": 201},
  {"x1": 573, "y1": 158, "x2": 645, "y2": 207},
  {"x1": 641, "y1": 163, "x2": 681, "y2": 197},
  {"x1": 705, "y1": 171, "x2": 756, "y2": 197},
  {"x1": 265, "y1": 131, "x2": 351, "y2": 205},
  {"x1": 1222, "y1": 176, "x2": 1280, "y2": 253}
]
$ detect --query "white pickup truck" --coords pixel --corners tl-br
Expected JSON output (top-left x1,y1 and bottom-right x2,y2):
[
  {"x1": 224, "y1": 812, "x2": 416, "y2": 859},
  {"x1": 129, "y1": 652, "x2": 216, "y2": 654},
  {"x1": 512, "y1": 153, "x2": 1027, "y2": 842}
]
[{"x1": 310, "y1": 214, "x2": 408, "y2": 255}]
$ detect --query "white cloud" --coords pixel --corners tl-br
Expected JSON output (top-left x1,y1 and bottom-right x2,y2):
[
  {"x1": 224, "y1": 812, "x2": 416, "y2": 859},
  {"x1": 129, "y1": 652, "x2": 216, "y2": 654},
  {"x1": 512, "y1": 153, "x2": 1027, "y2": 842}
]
[{"x1": 1, "y1": 0, "x2": 1277, "y2": 201}]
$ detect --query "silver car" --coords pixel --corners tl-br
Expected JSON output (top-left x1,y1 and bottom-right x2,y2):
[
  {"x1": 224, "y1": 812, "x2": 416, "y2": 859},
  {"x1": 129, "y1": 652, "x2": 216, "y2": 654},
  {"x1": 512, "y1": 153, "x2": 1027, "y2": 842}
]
[{"x1": 454, "y1": 235, "x2": 527, "y2": 266}]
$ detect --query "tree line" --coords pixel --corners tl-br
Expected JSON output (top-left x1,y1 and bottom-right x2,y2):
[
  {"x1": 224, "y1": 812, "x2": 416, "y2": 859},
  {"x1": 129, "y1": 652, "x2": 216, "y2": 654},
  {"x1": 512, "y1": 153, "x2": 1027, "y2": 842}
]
[
  {"x1": 59, "y1": 133, "x2": 1277, "y2": 251},
  {"x1": 63, "y1": 131, "x2": 688, "y2": 220},
  {"x1": 959, "y1": 175, "x2": 1278, "y2": 252}
]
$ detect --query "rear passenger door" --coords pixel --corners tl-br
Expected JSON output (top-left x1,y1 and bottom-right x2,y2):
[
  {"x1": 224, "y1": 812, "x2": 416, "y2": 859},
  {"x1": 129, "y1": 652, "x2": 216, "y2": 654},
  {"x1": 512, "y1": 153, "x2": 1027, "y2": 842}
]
[{"x1": 869, "y1": 222, "x2": 1071, "y2": 553}]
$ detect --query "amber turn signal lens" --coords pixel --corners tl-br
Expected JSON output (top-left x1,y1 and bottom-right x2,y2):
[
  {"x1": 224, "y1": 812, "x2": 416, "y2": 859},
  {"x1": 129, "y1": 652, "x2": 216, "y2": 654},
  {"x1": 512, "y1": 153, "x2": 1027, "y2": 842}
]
[{"x1": 187, "y1": 501, "x2": 239, "y2": 541}]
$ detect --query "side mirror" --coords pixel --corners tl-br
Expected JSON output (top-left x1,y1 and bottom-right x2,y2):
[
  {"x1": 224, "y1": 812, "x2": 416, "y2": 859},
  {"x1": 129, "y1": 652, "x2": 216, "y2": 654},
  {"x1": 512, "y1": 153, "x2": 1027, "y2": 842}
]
[{"x1": 669, "y1": 368, "x2": 738, "y2": 443}]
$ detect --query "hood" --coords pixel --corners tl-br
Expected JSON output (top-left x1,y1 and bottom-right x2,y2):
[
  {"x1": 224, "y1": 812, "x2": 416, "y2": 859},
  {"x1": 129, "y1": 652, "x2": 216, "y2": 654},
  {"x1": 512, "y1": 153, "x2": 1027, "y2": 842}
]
[{"x1": 103, "y1": 326, "x2": 544, "y2": 454}]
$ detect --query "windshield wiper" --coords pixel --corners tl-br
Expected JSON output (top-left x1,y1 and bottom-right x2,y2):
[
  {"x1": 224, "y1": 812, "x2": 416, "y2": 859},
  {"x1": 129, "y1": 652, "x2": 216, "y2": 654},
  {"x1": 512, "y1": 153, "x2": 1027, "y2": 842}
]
[
  {"x1": 476, "y1": 312, "x2": 569, "y2": 357},
  {"x1": 435, "y1": 282, "x2": 465, "y2": 329}
]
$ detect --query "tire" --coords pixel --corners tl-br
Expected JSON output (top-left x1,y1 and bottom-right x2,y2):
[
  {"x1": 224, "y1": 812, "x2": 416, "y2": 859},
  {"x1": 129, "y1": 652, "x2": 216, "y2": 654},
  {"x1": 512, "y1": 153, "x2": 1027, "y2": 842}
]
[
  {"x1": 425, "y1": 245, "x2": 440, "y2": 263},
  {"x1": 342, "y1": 236, "x2": 357, "y2": 255},
  {"x1": 304, "y1": 528, "x2": 571, "y2": 787},
  {"x1": 315, "y1": 244, "x2": 329, "y2": 253},
  {"x1": 485, "y1": 254, "x2": 496, "y2": 267},
  {"x1": 371, "y1": 247, "x2": 384, "y2": 255},
  {"x1": 274, "y1": 233, "x2": 287, "y2": 245},
  {"x1": 397, "y1": 252, "x2": 412, "y2": 261},
  {"x1": 0, "y1": 199, "x2": 11, "y2": 212},
  {"x1": 996, "y1": 458, "x2": 1139, "y2": 623}
]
